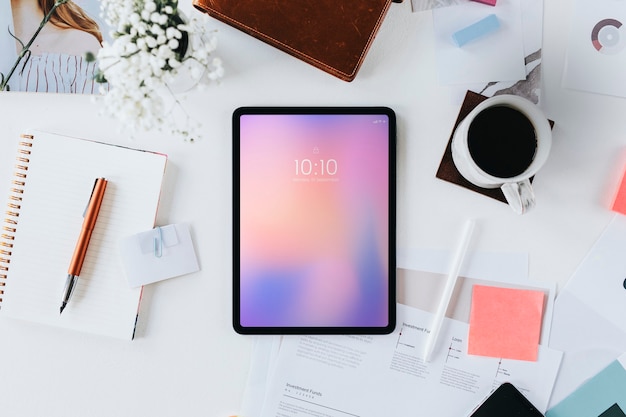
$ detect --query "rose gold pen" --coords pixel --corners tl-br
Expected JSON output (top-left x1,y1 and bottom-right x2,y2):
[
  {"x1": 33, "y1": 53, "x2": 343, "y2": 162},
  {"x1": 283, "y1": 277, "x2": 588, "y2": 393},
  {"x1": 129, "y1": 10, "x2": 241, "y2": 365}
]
[{"x1": 60, "y1": 178, "x2": 108, "y2": 314}]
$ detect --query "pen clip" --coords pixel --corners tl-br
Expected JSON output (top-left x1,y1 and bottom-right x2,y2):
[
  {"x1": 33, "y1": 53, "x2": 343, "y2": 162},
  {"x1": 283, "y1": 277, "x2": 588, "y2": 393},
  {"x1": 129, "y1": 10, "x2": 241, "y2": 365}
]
[
  {"x1": 153, "y1": 226, "x2": 163, "y2": 258},
  {"x1": 83, "y1": 178, "x2": 103, "y2": 217}
]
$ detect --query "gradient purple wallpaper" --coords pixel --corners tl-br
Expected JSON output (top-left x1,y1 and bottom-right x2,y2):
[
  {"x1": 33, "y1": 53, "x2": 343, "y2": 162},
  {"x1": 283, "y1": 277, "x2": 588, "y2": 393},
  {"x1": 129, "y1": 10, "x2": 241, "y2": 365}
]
[{"x1": 238, "y1": 112, "x2": 392, "y2": 329}]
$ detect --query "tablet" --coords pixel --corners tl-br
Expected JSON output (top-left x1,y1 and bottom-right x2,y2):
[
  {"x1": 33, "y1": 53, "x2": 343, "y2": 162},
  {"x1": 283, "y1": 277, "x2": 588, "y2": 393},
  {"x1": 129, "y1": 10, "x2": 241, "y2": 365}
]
[{"x1": 233, "y1": 107, "x2": 396, "y2": 334}]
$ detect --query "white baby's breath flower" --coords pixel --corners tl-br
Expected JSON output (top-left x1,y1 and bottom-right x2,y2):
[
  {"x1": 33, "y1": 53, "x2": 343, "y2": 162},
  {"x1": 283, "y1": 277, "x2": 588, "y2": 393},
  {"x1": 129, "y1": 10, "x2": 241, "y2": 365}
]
[
  {"x1": 168, "y1": 38, "x2": 179, "y2": 50},
  {"x1": 95, "y1": 0, "x2": 223, "y2": 141},
  {"x1": 145, "y1": 1, "x2": 156, "y2": 12}
]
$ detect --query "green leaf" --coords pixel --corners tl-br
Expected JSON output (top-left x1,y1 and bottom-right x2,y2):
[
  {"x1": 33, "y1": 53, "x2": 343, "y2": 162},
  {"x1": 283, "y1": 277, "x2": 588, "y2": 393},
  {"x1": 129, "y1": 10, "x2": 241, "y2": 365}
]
[
  {"x1": 8, "y1": 27, "x2": 25, "y2": 51},
  {"x1": 94, "y1": 72, "x2": 108, "y2": 84},
  {"x1": 85, "y1": 51, "x2": 96, "y2": 62}
]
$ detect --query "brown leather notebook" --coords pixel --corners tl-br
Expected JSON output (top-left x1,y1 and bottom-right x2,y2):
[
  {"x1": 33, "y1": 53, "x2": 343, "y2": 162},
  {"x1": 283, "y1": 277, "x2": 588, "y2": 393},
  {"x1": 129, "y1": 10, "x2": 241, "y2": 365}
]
[{"x1": 192, "y1": 0, "x2": 394, "y2": 81}]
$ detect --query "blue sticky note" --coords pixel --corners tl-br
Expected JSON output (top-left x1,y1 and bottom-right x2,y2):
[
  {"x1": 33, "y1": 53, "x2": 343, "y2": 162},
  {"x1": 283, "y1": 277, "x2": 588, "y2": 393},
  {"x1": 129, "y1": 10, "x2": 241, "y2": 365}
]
[{"x1": 452, "y1": 14, "x2": 500, "y2": 47}]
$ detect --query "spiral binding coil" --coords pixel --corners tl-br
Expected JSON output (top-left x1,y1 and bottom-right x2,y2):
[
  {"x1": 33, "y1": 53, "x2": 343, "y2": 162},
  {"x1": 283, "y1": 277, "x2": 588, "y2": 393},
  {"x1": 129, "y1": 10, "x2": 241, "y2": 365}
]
[{"x1": 0, "y1": 134, "x2": 34, "y2": 306}]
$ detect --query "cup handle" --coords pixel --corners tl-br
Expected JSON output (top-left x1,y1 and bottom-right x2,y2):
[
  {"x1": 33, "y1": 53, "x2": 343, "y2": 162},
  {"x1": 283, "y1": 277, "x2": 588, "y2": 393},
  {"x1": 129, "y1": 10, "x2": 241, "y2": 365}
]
[{"x1": 500, "y1": 179, "x2": 535, "y2": 214}]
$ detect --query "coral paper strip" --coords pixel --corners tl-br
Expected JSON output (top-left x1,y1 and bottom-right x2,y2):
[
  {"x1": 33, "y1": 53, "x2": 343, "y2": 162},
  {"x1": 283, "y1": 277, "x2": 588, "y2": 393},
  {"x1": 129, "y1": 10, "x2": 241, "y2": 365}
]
[
  {"x1": 471, "y1": 0, "x2": 497, "y2": 6},
  {"x1": 611, "y1": 168, "x2": 626, "y2": 214}
]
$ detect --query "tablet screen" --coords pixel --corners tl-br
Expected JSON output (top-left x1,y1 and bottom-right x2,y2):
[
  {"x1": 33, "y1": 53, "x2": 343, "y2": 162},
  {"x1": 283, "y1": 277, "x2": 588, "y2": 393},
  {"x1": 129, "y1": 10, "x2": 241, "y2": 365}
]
[{"x1": 233, "y1": 107, "x2": 396, "y2": 334}]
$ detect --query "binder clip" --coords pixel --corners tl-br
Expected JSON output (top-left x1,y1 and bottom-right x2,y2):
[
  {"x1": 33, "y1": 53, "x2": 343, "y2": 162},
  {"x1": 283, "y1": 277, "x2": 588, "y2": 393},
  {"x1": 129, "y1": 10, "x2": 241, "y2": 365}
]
[
  {"x1": 118, "y1": 223, "x2": 200, "y2": 287},
  {"x1": 153, "y1": 226, "x2": 163, "y2": 258}
]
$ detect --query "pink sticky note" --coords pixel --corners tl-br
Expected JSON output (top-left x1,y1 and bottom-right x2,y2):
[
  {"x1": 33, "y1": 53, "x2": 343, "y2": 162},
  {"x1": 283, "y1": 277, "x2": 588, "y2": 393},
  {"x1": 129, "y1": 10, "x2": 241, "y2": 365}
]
[
  {"x1": 611, "y1": 167, "x2": 626, "y2": 214},
  {"x1": 471, "y1": 0, "x2": 497, "y2": 5},
  {"x1": 468, "y1": 285, "x2": 545, "y2": 361}
]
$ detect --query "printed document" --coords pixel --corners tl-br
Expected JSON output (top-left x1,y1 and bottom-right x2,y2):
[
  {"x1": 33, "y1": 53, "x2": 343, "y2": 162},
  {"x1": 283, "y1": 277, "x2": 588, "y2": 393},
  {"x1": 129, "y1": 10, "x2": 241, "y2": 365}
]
[{"x1": 258, "y1": 303, "x2": 562, "y2": 417}]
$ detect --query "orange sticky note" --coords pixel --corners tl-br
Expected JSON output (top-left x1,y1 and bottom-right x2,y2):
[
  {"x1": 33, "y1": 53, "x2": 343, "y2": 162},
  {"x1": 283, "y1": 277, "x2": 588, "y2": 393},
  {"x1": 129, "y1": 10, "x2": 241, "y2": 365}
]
[{"x1": 468, "y1": 285, "x2": 545, "y2": 361}]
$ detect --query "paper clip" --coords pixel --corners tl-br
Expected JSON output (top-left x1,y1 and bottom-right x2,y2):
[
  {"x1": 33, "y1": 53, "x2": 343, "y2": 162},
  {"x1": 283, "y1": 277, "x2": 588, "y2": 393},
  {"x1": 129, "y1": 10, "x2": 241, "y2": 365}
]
[{"x1": 153, "y1": 226, "x2": 163, "y2": 258}]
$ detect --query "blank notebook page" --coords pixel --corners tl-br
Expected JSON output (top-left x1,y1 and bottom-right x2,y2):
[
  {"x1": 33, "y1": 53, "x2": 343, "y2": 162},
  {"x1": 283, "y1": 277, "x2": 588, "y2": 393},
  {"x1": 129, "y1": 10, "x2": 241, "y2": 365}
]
[{"x1": 1, "y1": 131, "x2": 167, "y2": 339}]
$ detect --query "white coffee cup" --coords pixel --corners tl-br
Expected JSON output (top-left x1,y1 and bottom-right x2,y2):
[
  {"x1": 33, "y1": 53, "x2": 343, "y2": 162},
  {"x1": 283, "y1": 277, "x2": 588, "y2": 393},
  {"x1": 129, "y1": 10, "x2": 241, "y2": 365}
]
[{"x1": 451, "y1": 95, "x2": 552, "y2": 214}]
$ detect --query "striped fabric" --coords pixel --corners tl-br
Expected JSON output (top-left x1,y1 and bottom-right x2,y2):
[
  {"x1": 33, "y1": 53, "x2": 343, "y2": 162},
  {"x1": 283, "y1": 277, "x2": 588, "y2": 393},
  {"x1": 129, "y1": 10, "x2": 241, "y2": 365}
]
[{"x1": 7, "y1": 53, "x2": 101, "y2": 94}]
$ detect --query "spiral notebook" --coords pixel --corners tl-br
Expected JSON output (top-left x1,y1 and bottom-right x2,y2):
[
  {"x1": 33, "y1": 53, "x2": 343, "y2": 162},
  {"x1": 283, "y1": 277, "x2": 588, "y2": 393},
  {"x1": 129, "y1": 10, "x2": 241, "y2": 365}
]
[{"x1": 0, "y1": 131, "x2": 167, "y2": 339}]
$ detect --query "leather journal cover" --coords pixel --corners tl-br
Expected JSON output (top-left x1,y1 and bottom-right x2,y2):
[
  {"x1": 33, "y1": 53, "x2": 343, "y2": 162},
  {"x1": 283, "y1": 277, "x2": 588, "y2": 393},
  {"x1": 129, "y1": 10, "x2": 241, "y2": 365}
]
[{"x1": 192, "y1": 0, "x2": 394, "y2": 81}]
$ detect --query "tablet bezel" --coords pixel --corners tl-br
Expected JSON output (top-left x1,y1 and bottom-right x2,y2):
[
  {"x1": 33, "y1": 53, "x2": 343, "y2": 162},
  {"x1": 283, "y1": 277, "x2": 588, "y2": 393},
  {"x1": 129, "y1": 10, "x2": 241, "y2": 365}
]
[{"x1": 233, "y1": 106, "x2": 396, "y2": 335}]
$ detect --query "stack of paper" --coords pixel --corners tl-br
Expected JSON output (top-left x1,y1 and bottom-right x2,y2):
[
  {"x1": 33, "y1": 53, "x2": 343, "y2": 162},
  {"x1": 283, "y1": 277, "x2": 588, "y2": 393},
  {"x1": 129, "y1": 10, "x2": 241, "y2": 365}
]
[
  {"x1": 548, "y1": 215, "x2": 626, "y2": 408},
  {"x1": 430, "y1": 0, "x2": 544, "y2": 104}
]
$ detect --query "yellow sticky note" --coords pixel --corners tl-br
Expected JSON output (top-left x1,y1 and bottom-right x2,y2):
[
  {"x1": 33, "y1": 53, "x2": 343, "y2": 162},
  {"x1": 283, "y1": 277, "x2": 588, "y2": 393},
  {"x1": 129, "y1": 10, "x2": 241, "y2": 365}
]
[{"x1": 468, "y1": 285, "x2": 545, "y2": 361}]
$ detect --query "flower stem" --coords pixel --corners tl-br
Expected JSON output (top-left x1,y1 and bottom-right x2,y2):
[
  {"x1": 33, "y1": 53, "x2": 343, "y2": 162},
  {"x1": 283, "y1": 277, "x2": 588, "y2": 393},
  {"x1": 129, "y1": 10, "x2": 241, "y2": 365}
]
[{"x1": 0, "y1": 0, "x2": 69, "y2": 91}]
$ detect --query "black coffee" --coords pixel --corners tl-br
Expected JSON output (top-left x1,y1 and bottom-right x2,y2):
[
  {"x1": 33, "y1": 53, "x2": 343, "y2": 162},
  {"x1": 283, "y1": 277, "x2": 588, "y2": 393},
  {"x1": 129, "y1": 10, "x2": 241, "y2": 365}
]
[{"x1": 467, "y1": 105, "x2": 537, "y2": 178}]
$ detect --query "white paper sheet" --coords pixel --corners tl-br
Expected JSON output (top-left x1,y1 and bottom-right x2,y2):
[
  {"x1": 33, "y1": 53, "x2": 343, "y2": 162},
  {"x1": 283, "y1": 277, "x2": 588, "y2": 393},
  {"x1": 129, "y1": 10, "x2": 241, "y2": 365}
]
[
  {"x1": 240, "y1": 337, "x2": 283, "y2": 417},
  {"x1": 411, "y1": 0, "x2": 468, "y2": 13},
  {"x1": 562, "y1": 0, "x2": 626, "y2": 98},
  {"x1": 548, "y1": 214, "x2": 626, "y2": 407},
  {"x1": 258, "y1": 304, "x2": 562, "y2": 417},
  {"x1": 396, "y1": 248, "x2": 528, "y2": 281},
  {"x1": 118, "y1": 223, "x2": 200, "y2": 287},
  {"x1": 433, "y1": 0, "x2": 526, "y2": 85},
  {"x1": 466, "y1": 0, "x2": 544, "y2": 105}
]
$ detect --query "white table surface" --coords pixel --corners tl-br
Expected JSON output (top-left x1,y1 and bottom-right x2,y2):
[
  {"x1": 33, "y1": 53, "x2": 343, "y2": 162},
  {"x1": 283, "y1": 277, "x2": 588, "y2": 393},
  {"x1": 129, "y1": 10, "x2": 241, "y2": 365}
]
[{"x1": 1, "y1": 1, "x2": 626, "y2": 416}]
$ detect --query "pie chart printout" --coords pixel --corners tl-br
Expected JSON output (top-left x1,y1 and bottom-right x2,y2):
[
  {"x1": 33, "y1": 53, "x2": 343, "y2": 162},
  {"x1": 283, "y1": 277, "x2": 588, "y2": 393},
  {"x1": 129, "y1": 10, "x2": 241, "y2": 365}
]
[{"x1": 591, "y1": 19, "x2": 625, "y2": 55}]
